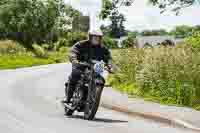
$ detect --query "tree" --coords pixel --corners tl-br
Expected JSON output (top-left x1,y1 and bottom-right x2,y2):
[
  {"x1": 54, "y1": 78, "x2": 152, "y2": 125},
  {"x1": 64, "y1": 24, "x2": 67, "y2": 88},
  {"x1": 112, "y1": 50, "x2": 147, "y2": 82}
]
[
  {"x1": 0, "y1": 0, "x2": 80, "y2": 46},
  {"x1": 100, "y1": 25, "x2": 112, "y2": 36},
  {"x1": 101, "y1": 0, "x2": 196, "y2": 19},
  {"x1": 149, "y1": 0, "x2": 195, "y2": 15},
  {"x1": 170, "y1": 25, "x2": 193, "y2": 38},
  {"x1": 193, "y1": 25, "x2": 200, "y2": 32},
  {"x1": 141, "y1": 29, "x2": 168, "y2": 36},
  {"x1": 109, "y1": 11, "x2": 126, "y2": 38},
  {"x1": 186, "y1": 31, "x2": 200, "y2": 49},
  {"x1": 122, "y1": 32, "x2": 137, "y2": 48},
  {"x1": 100, "y1": 0, "x2": 134, "y2": 19}
]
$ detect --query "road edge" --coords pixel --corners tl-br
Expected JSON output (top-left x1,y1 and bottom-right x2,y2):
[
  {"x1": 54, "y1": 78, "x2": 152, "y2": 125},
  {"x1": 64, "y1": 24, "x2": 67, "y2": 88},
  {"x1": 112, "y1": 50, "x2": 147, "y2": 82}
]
[{"x1": 101, "y1": 94, "x2": 200, "y2": 132}]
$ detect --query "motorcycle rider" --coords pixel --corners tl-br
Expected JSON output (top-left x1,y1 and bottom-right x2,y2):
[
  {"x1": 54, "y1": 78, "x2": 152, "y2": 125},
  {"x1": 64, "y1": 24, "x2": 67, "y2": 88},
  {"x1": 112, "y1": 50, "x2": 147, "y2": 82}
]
[{"x1": 63, "y1": 29, "x2": 112, "y2": 104}]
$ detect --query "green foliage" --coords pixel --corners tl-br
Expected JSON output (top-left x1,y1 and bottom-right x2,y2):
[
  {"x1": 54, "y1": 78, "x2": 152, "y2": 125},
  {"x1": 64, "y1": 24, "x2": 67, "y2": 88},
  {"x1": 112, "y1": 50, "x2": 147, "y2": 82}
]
[
  {"x1": 0, "y1": 43, "x2": 69, "y2": 70},
  {"x1": 53, "y1": 38, "x2": 69, "y2": 51},
  {"x1": 103, "y1": 36, "x2": 118, "y2": 49},
  {"x1": 110, "y1": 46, "x2": 200, "y2": 108},
  {"x1": 149, "y1": 0, "x2": 195, "y2": 14},
  {"x1": 32, "y1": 44, "x2": 46, "y2": 58},
  {"x1": 109, "y1": 12, "x2": 126, "y2": 38},
  {"x1": 0, "y1": 54, "x2": 54, "y2": 69},
  {"x1": 0, "y1": 0, "x2": 80, "y2": 46},
  {"x1": 64, "y1": 32, "x2": 87, "y2": 47},
  {"x1": 136, "y1": 47, "x2": 198, "y2": 106},
  {"x1": 170, "y1": 25, "x2": 193, "y2": 38},
  {"x1": 41, "y1": 44, "x2": 50, "y2": 51},
  {"x1": 141, "y1": 29, "x2": 168, "y2": 36},
  {"x1": 122, "y1": 33, "x2": 137, "y2": 48},
  {"x1": 185, "y1": 31, "x2": 200, "y2": 50}
]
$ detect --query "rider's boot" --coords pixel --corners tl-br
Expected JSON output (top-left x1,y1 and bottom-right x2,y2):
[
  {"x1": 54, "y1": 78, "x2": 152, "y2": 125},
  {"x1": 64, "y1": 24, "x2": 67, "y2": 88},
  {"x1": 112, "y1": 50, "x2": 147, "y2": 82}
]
[{"x1": 62, "y1": 82, "x2": 75, "y2": 104}]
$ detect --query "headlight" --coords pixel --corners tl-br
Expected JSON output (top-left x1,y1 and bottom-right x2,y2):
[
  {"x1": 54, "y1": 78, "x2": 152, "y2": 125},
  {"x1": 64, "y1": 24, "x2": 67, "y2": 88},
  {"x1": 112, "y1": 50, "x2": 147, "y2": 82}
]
[{"x1": 94, "y1": 61, "x2": 104, "y2": 75}]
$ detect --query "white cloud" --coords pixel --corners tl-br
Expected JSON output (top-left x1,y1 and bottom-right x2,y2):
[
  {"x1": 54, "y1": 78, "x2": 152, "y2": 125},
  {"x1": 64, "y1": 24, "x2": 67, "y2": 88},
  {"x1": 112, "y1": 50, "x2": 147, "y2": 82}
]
[
  {"x1": 65, "y1": 0, "x2": 200, "y2": 31},
  {"x1": 65, "y1": 0, "x2": 102, "y2": 15}
]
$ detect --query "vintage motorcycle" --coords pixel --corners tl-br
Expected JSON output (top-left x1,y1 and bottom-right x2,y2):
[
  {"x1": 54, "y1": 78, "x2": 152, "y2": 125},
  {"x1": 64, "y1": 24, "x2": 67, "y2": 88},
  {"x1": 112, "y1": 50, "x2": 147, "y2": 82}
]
[{"x1": 63, "y1": 60, "x2": 112, "y2": 120}]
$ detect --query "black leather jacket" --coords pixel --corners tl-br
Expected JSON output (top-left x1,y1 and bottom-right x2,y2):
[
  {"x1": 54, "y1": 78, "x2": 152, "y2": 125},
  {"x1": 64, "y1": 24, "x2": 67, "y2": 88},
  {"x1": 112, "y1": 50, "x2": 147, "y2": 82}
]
[{"x1": 69, "y1": 40, "x2": 112, "y2": 67}]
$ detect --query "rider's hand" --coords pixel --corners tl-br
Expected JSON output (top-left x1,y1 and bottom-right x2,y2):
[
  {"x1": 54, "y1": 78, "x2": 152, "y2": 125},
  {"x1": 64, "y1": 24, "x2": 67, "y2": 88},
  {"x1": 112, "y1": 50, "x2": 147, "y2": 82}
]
[
  {"x1": 72, "y1": 60, "x2": 80, "y2": 68},
  {"x1": 72, "y1": 60, "x2": 79, "y2": 65},
  {"x1": 106, "y1": 64, "x2": 114, "y2": 73}
]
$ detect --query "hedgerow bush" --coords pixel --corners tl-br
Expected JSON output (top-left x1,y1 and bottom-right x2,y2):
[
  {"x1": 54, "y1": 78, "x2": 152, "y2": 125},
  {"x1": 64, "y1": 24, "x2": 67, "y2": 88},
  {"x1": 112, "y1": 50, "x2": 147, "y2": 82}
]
[
  {"x1": 185, "y1": 31, "x2": 200, "y2": 50},
  {"x1": 32, "y1": 44, "x2": 47, "y2": 58},
  {"x1": 121, "y1": 34, "x2": 136, "y2": 48}
]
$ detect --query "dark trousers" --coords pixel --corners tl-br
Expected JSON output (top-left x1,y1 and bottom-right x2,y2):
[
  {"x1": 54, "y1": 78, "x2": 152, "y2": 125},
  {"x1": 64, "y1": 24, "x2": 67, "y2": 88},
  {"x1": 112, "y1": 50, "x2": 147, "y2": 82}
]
[{"x1": 65, "y1": 65, "x2": 85, "y2": 102}]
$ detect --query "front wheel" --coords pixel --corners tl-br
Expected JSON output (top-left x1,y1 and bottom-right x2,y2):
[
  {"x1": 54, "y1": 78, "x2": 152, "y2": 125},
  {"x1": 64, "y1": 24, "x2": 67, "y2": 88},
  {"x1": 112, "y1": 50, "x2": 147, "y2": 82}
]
[
  {"x1": 84, "y1": 86, "x2": 103, "y2": 120},
  {"x1": 64, "y1": 107, "x2": 73, "y2": 116},
  {"x1": 64, "y1": 82, "x2": 74, "y2": 116}
]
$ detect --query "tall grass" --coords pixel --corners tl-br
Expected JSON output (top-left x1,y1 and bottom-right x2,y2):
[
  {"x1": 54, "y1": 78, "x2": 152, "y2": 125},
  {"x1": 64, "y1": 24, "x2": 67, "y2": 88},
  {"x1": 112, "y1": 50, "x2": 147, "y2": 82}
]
[
  {"x1": 109, "y1": 45, "x2": 200, "y2": 108},
  {"x1": 0, "y1": 40, "x2": 26, "y2": 54}
]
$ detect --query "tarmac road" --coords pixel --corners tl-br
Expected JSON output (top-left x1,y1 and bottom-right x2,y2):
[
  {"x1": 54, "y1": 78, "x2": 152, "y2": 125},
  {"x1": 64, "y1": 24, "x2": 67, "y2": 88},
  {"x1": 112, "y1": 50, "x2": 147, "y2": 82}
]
[{"x1": 0, "y1": 63, "x2": 196, "y2": 133}]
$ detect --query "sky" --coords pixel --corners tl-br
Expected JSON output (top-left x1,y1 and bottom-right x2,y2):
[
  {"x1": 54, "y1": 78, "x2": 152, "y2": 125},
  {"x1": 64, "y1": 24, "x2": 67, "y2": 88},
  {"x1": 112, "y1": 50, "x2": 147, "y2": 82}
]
[{"x1": 64, "y1": 0, "x2": 200, "y2": 31}]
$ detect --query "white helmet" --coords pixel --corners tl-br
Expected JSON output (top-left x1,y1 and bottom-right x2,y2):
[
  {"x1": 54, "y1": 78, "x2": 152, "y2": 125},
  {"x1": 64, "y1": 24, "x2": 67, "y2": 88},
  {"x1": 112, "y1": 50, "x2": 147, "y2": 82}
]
[{"x1": 88, "y1": 29, "x2": 103, "y2": 37}]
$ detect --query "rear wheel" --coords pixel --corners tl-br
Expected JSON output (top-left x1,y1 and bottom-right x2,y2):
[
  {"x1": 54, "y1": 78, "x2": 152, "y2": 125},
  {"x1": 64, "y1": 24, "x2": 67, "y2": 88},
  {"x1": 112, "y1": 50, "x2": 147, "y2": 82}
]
[{"x1": 84, "y1": 86, "x2": 103, "y2": 120}]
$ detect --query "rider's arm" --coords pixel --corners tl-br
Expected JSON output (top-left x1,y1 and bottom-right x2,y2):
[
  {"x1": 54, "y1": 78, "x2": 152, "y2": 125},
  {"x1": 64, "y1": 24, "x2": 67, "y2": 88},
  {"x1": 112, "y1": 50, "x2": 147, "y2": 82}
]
[
  {"x1": 103, "y1": 48, "x2": 113, "y2": 70},
  {"x1": 69, "y1": 42, "x2": 81, "y2": 64}
]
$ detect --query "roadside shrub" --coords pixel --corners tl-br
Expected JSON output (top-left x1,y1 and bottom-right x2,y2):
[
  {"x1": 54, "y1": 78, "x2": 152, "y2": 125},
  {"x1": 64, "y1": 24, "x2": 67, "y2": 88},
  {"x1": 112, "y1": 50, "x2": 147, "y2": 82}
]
[
  {"x1": 103, "y1": 36, "x2": 118, "y2": 49},
  {"x1": 59, "y1": 46, "x2": 69, "y2": 53},
  {"x1": 41, "y1": 44, "x2": 49, "y2": 50},
  {"x1": 185, "y1": 31, "x2": 200, "y2": 50},
  {"x1": 32, "y1": 44, "x2": 47, "y2": 58},
  {"x1": 0, "y1": 40, "x2": 26, "y2": 54},
  {"x1": 53, "y1": 38, "x2": 69, "y2": 51},
  {"x1": 121, "y1": 34, "x2": 136, "y2": 48}
]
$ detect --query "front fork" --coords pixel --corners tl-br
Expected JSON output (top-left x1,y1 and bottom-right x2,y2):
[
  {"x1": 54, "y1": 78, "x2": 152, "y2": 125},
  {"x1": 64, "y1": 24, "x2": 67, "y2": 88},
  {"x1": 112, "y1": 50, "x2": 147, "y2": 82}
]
[{"x1": 86, "y1": 72, "x2": 105, "y2": 105}]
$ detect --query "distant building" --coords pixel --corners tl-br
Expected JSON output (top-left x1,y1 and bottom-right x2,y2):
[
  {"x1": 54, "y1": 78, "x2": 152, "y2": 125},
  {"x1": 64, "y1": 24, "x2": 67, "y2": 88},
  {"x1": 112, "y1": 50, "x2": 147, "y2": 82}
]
[
  {"x1": 136, "y1": 36, "x2": 184, "y2": 48},
  {"x1": 72, "y1": 16, "x2": 90, "y2": 32}
]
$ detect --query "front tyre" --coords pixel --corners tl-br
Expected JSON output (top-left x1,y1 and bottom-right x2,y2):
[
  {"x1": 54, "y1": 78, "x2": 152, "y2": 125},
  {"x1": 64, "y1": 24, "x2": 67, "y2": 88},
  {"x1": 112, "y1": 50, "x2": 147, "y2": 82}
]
[
  {"x1": 64, "y1": 107, "x2": 73, "y2": 116},
  {"x1": 64, "y1": 82, "x2": 74, "y2": 116},
  {"x1": 84, "y1": 86, "x2": 103, "y2": 120}
]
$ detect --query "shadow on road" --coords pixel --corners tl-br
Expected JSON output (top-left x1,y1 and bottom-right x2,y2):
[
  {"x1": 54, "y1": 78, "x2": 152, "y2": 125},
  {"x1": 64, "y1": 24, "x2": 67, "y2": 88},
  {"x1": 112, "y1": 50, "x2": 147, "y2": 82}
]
[{"x1": 67, "y1": 115, "x2": 128, "y2": 123}]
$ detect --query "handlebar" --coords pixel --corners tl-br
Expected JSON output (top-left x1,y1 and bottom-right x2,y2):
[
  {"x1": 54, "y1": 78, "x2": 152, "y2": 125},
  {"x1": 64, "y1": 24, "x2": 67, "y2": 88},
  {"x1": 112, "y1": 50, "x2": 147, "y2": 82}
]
[
  {"x1": 79, "y1": 60, "x2": 103, "y2": 67},
  {"x1": 78, "y1": 60, "x2": 114, "y2": 74},
  {"x1": 79, "y1": 62, "x2": 90, "y2": 67}
]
